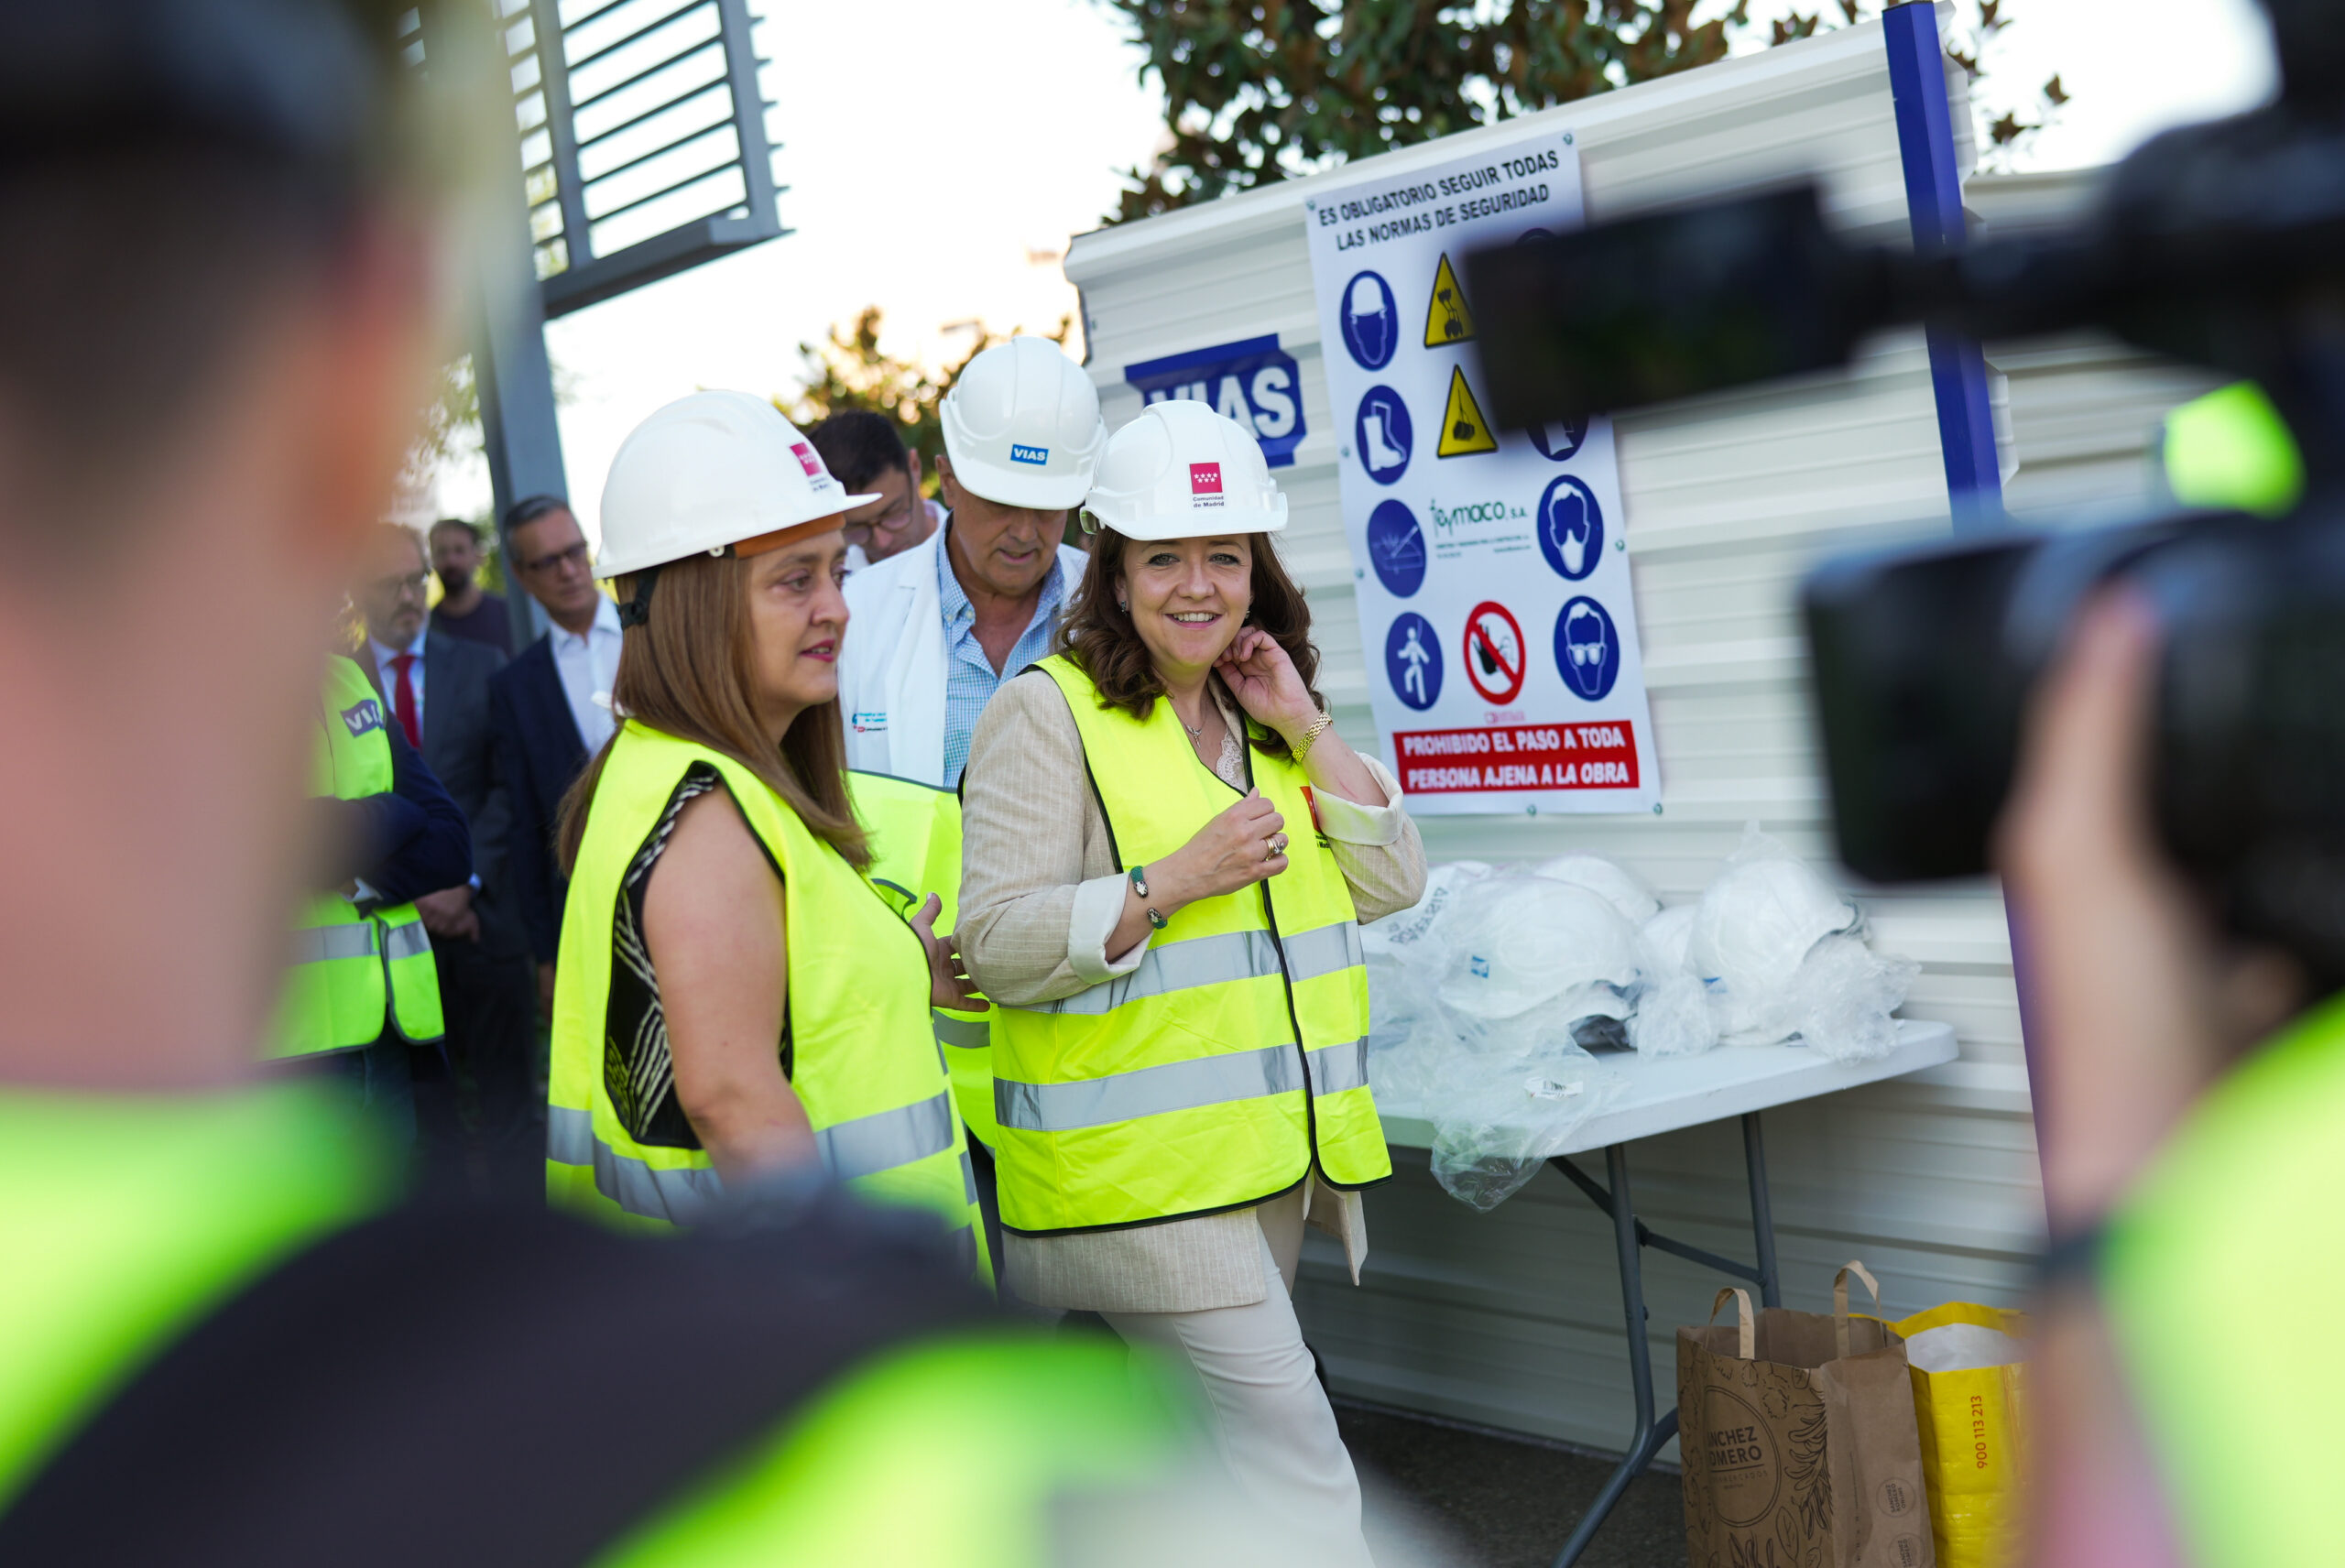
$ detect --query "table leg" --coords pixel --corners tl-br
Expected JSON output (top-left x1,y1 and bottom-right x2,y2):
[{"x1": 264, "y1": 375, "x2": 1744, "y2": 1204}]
[
  {"x1": 1742, "y1": 1111, "x2": 1783, "y2": 1309},
  {"x1": 1550, "y1": 1143, "x2": 1676, "y2": 1568}
]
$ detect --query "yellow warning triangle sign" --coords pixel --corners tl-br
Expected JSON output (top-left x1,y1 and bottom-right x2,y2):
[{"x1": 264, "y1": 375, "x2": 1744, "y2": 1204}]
[
  {"x1": 1423, "y1": 252, "x2": 1475, "y2": 346},
  {"x1": 1436, "y1": 365, "x2": 1499, "y2": 458}
]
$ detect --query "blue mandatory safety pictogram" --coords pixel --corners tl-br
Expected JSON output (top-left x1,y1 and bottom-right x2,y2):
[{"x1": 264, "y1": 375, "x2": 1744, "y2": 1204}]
[
  {"x1": 1386, "y1": 613, "x2": 1442, "y2": 711},
  {"x1": 1339, "y1": 270, "x2": 1399, "y2": 371},
  {"x1": 1354, "y1": 386, "x2": 1412, "y2": 485},
  {"x1": 1366, "y1": 499, "x2": 1426, "y2": 598},
  {"x1": 1554, "y1": 596, "x2": 1621, "y2": 702},
  {"x1": 1535, "y1": 475, "x2": 1603, "y2": 582},
  {"x1": 1527, "y1": 415, "x2": 1590, "y2": 463}
]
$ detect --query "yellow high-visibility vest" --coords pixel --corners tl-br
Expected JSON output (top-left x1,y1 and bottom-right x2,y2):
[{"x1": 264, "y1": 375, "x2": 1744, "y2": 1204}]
[
  {"x1": 850, "y1": 770, "x2": 998, "y2": 1149},
  {"x1": 989, "y1": 656, "x2": 1390, "y2": 1235},
  {"x1": 267, "y1": 656, "x2": 442, "y2": 1059},
  {"x1": 547, "y1": 723, "x2": 986, "y2": 1282},
  {"x1": 2163, "y1": 381, "x2": 2304, "y2": 518}
]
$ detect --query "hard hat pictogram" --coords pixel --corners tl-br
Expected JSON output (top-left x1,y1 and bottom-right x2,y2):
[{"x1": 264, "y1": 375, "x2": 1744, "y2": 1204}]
[
  {"x1": 1462, "y1": 600, "x2": 1526, "y2": 705},
  {"x1": 1423, "y1": 253, "x2": 1476, "y2": 347},
  {"x1": 1435, "y1": 365, "x2": 1499, "y2": 458}
]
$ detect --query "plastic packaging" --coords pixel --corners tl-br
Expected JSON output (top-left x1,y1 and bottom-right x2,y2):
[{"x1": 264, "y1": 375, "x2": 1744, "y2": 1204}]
[
  {"x1": 1428, "y1": 1032, "x2": 1623, "y2": 1210},
  {"x1": 1691, "y1": 824, "x2": 1859, "y2": 1044},
  {"x1": 1790, "y1": 933, "x2": 1919, "y2": 1063},
  {"x1": 1439, "y1": 873, "x2": 1642, "y2": 1022},
  {"x1": 1531, "y1": 852, "x2": 1661, "y2": 926},
  {"x1": 1625, "y1": 903, "x2": 1718, "y2": 1058}
]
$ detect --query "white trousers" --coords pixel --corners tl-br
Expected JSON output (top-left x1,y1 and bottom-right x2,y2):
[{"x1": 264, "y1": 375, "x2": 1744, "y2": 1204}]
[{"x1": 1101, "y1": 1188, "x2": 1374, "y2": 1568}]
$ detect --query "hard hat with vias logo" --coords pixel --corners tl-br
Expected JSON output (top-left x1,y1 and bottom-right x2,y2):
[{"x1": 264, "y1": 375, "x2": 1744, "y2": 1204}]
[{"x1": 938, "y1": 337, "x2": 1107, "y2": 510}]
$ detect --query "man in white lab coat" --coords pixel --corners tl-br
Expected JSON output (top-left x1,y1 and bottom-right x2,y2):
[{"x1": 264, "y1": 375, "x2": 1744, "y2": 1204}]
[{"x1": 839, "y1": 337, "x2": 1105, "y2": 789}]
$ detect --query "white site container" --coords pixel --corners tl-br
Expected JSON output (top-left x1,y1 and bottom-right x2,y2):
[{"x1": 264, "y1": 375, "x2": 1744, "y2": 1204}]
[{"x1": 1063, "y1": 17, "x2": 2215, "y2": 1452}]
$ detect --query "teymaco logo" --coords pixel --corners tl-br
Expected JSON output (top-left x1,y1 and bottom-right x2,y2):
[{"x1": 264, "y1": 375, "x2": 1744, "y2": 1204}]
[
  {"x1": 1189, "y1": 462, "x2": 1225, "y2": 506},
  {"x1": 1009, "y1": 444, "x2": 1049, "y2": 465},
  {"x1": 788, "y1": 441, "x2": 823, "y2": 478}
]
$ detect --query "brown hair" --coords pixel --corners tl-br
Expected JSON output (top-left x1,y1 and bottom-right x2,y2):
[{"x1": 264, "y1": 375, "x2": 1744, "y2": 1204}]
[
  {"x1": 555, "y1": 553, "x2": 868, "y2": 874},
  {"x1": 1054, "y1": 524, "x2": 1325, "y2": 759}
]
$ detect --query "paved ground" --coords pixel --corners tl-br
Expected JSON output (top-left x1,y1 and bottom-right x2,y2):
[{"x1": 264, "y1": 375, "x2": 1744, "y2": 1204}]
[{"x1": 1341, "y1": 1403, "x2": 1685, "y2": 1568}]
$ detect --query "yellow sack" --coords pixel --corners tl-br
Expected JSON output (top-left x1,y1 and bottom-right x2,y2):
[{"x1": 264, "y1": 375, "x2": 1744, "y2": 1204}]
[{"x1": 1892, "y1": 1302, "x2": 2030, "y2": 1568}]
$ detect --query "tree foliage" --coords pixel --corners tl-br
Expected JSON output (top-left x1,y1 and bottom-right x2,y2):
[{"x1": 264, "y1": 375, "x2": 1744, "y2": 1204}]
[
  {"x1": 776, "y1": 307, "x2": 1073, "y2": 495},
  {"x1": 1771, "y1": 0, "x2": 2066, "y2": 157},
  {"x1": 1104, "y1": 0, "x2": 1744, "y2": 223},
  {"x1": 1102, "y1": 0, "x2": 2067, "y2": 222}
]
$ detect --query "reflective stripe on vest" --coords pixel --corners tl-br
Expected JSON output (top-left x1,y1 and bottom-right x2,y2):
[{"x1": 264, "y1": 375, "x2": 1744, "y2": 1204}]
[
  {"x1": 549, "y1": 727, "x2": 987, "y2": 1285},
  {"x1": 850, "y1": 769, "x2": 1000, "y2": 1150},
  {"x1": 989, "y1": 657, "x2": 1391, "y2": 1235},
  {"x1": 268, "y1": 657, "x2": 444, "y2": 1061}
]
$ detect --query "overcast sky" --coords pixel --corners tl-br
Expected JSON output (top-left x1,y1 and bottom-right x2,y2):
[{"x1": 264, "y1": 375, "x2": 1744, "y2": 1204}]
[{"x1": 429, "y1": 0, "x2": 2278, "y2": 539}]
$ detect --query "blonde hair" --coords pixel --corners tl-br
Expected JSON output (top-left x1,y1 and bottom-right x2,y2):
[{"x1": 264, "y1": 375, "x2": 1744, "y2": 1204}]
[{"x1": 557, "y1": 552, "x2": 867, "y2": 874}]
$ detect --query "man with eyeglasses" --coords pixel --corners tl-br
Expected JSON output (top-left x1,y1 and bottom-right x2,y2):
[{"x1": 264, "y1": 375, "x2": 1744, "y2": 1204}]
[
  {"x1": 489, "y1": 495, "x2": 621, "y2": 1023},
  {"x1": 354, "y1": 523, "x2": 536, "y2": 1195},
  {"x1": 808, "y1": 410, "x2": 941, "y2": 569}
]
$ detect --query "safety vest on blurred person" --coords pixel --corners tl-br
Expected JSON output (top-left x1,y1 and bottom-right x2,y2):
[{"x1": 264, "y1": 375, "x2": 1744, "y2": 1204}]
[
  {"x1": 267, "y1": 656, "x2": 442, "y2": 1059},
  {"x1": 2100, "y1": 991, "x2": 2345, "y2": 1567},
  {"x1": 547, "y1": 724, "x2": 987, "y2": 1282},
  {"x1": 989, "y1": 654, "x2": 1391, "y2": 1235},
  {"x1": 850, "y1": 770, "x2": 998, "y2": 1149},
  {"x1": 0, "y1": 1083, "x2": 1184, "y2": 1562},
  {"x1": 2162, "y1": 381, "x2": 2306, "y2": 517}
]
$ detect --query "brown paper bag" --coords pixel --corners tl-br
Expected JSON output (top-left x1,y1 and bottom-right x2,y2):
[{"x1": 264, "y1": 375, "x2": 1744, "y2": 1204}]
[{"x1": 1677, "y1": 1263, "x2": 1936, "y2": 1568}]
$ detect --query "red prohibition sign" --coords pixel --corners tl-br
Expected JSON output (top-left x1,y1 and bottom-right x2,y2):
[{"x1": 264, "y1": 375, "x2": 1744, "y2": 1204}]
[{"x1": 1462, "y1": 600, "x2": 1527, "y2": 705}]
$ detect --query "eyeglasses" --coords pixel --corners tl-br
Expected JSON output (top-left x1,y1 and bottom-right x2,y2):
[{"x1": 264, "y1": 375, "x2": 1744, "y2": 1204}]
[
  {"x1": 518, "y1": 540, "x2": 592, "y2": 577},
  {"x1": 371, "y1": 570, "x2": 431, "y2": 600}
]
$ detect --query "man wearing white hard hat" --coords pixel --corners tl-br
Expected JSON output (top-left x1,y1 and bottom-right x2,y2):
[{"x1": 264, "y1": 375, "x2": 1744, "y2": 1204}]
[
  {"x1": 541, "y1": 390, "x2": 991, "y2": 1283},
  {"x1": 956, "y1": 400, "x2": 1427, "y2": 1565},
  {"x1": 836, "y1": 335, "x2": 1103, "y2": 790}
]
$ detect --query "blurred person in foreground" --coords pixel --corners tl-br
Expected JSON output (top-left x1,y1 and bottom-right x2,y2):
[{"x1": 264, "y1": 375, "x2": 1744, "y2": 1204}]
[
  {"x1": 353, "y1": 522, "x2": 538, "y2": 1196},
  {"x1": 489, "y1": 494, "x2": 616, "y2": 1020},
  {"x1": 426, "y1": 516, "x2": 511, "y2": 652},
  {"x1": 0, "y1": 4, "x2": 1280, "y2": 1562},
  {"x1": 805, "y1": 408, "x2": 940, "y2": 570},
  {"x1": 2004, "y1": 595, "x2": 2329, "y2": 1568}
]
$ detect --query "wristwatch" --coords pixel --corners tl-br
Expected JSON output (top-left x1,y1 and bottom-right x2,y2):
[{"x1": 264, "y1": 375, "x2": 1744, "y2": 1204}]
[{"x1": 1129, "y1": 865, "x2": 1168, "y2": 930}]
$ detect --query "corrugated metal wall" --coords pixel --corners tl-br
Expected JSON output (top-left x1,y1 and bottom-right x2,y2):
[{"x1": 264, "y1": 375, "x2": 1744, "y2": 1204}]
[{"x1": 1063, "y1": 20, "x2": 2212, "y2": 1454}]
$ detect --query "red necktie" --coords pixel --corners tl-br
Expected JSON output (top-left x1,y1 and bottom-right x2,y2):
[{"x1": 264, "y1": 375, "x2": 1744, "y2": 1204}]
[{"x1": 389, "y1": 652, "x2": 420, "y2": 748}]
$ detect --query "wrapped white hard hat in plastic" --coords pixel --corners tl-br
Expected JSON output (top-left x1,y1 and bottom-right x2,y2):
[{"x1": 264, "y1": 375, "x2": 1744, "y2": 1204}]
[
  {"x1": 1532, "y1": 853, "x2": 1660, "y2": 926},
  {"x1": 938, "y1": 336, "x2": 1106, "y2": 509},
  {"x1": 1642, "y1": 904, "x2": 1698, "y2": 976},
  {"x1": 596, "y1": 392, "x2": 874, "y2": 580},
  {"x1": 1691, "y1": 825, "x2": 1856, "y2": 1040},
  {"x1": 1083, "y1": 399, "x2": 1290, "y2": 540},
  {"x1": 1440, "y1": 874, "x2": 1642, "y2": 1022}
]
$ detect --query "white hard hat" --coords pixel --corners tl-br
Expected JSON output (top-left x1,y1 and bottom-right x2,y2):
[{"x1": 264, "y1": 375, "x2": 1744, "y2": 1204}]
[
  {"x1": 1084, "y1": 399, "x2": 1289, "y2": 541},
  {"x1": 596, "y1": 391, "x2": 875, "y2": 581},
  {"x1": 1439, "y1": 877, "x2": 1642, "y2": 1022},
  {"x1": 938, "y1": 336, "x2": 1106, "y2": 509}
]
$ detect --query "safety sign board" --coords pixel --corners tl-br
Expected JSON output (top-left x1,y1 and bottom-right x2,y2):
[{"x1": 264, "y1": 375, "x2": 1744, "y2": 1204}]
[
  {"x1": 1305, "y1": 133, "x2": 1659, "y2": 813},
  {"x1": 1124, "y1": 334, "x2": 1308, "y2": 469}
]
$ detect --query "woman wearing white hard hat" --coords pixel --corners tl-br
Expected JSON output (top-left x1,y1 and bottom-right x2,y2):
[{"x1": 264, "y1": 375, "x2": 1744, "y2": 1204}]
[
  {"x1": 958, "y1": 400, "x2": 1425, "y2": 1561},
  {"x1": 542, "y1": 390, "x2": 988, "y2": 1279}
]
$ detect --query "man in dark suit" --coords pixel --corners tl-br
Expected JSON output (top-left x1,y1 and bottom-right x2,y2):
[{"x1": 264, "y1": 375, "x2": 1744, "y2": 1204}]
[
  {"x1": 354, "y1": 523, "x2": 539, "y2": 1196},
  {"x1": 490, "y1": 495, "x2": 619, "y2": 1020}
]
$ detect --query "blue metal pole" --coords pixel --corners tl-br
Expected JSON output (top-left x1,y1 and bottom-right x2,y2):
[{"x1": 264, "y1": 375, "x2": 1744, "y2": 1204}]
[{"x1": 1883, "y1": 2, "x2": 2004, "y2": 529}]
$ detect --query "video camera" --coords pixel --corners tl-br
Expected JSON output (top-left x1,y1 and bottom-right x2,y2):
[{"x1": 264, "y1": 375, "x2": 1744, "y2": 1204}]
[{"x1": 1467, "y1": 0, "x2": 2345, "y2": 987}]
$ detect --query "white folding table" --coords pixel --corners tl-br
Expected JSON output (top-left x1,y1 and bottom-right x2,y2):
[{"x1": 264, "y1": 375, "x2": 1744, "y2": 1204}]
[{"x1": 1375, "y1": 1019, "x2": 1959, "y2": 1568}]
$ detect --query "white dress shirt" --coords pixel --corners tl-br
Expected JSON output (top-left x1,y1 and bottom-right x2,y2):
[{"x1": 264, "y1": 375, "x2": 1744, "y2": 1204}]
[
  {"x1": 551, "y1": 593, "x2": 623, "y2": 755},
  {"x1": 368, "y1": 633, "x2": 426, "y2": 743}
]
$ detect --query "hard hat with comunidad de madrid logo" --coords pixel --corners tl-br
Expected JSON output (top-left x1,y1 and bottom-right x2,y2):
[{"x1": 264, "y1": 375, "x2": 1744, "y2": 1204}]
[{"x1": 1082, "y1": 399, "x2": 1289, "y2": 542}]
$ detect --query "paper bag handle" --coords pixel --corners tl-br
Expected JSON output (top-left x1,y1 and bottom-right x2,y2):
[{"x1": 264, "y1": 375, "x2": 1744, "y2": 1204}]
[
  {"x1": 1833, "y1": 1260, "x2": 1881, "y2": 1359},
  {"x1": 1709, "y1": 1286, "x2": 1755, "y2": 1360}
]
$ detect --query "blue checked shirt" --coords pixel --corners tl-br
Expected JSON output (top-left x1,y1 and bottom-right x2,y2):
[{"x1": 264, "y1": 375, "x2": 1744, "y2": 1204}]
[{"x1": 939, "y1": 534, "x2": 1068, "y2": 788}]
